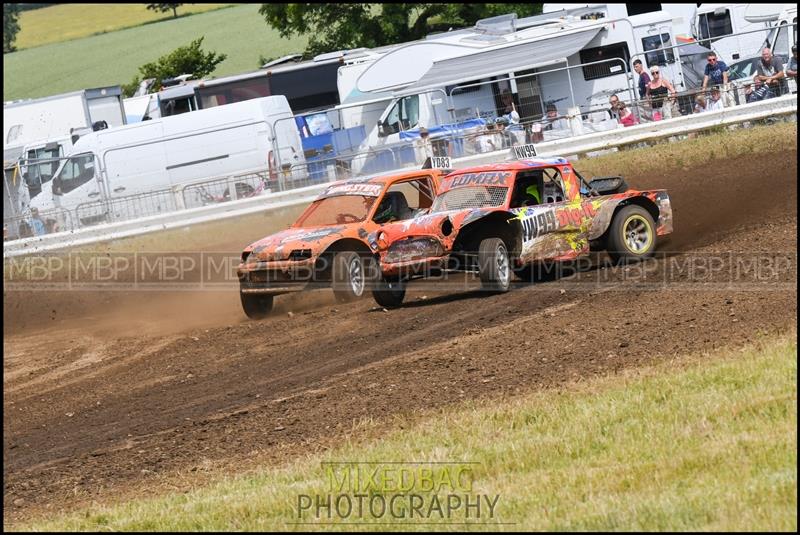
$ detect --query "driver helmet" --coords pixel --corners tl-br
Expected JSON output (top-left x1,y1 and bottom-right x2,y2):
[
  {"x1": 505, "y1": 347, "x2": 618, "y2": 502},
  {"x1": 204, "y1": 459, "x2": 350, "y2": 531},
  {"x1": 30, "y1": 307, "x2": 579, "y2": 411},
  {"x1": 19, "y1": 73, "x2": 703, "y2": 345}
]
[{"x1": 525, "y1": 184, "x2": 541, "y2": 204}]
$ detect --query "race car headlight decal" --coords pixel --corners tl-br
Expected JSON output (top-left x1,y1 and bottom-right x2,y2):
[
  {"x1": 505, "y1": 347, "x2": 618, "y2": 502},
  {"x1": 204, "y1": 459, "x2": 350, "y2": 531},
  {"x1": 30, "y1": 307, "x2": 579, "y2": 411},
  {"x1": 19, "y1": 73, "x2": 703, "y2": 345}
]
[
  {"x1": 241, "y1": 250, "x2": 252, "y2": 264},
  {"x1": 376, "y1": 231, "x2": 388, "y2": 250},
  {"x1": 288, "y1": 249, "x2": 312, "y2": 261},
  {"x1": 384, "y1": 237, "x2": 444, "y2": 263}
]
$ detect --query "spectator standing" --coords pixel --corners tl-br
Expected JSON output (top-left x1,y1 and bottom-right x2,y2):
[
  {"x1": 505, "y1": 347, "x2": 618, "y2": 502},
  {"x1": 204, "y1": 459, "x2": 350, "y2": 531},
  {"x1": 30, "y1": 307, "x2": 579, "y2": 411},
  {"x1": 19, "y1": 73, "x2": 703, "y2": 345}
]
[
  {"x1": 29, "y1": 207, "x2": 46, "y2": 236},
  {"x1": 475, "y1": 122, "x2": 500, "y2": 153},
  {"x1": 755, "y1": 47, "x2": 785, "y2": 96},
  {"x1": 500, "y1": 89, "x2": 516, "y2": 115},
  {"x1": 542, "y1": 103, "x2": 569, "y2": 131},
  {"x1": 701, "y1": 52, "x2": 729, "y2": 90},
  {"x1": 633, "y1": 59, "x2": 651, "y2": 99},
  {"x1": 413, "y1": 126, "x2": 434, "y2": 164},
  {"x1": 705, "y1": 87, "x2": 724, "y2": 112},
  {"x1": 646, "y1": 66, "x2": 677, "y2": 120},
  {"x1": 785, "y1": 44, "x2": 797, "y2": 81},
  {"x1": 494, "y1": 116, "x2": 515, "y2": 148}
]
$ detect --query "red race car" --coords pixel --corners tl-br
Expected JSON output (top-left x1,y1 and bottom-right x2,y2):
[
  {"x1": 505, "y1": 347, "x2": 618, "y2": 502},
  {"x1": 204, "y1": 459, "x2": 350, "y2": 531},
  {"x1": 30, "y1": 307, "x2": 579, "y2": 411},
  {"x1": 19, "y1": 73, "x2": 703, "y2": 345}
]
[
  {"x1": 237, "y1": 169, "x2": 444, "y2": 318},
  {"x1": 368, "y1": 157, "x2": 673, "y2": 307}
]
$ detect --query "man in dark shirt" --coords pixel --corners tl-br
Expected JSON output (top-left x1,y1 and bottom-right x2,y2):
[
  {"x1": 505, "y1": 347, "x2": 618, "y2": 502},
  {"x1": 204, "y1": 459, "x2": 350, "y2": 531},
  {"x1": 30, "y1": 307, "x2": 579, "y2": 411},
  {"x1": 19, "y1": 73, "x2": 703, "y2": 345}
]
[
  {"x1": 633, "y1": 59, "x2": 651, "y2": 99},
  {"x1": 702, "y1": 52, "x2": 729, "y2": 91},
  {"x1": 756, "y1": 47, "x2": 785, "y2": 97}
]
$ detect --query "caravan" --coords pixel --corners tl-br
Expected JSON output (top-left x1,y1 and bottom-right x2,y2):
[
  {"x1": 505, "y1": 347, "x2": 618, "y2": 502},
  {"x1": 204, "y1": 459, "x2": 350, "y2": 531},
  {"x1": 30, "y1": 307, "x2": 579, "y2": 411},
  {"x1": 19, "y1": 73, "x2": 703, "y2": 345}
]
[
  {"x1": 693, "y1": 4, "x2": 797, "y2": 65},
  {"x1": 30, "y1": 96, "x2": 305, "y2": 214},
  {"x1": 350, "y1": 7, "x2": 686, "y2": 173}
]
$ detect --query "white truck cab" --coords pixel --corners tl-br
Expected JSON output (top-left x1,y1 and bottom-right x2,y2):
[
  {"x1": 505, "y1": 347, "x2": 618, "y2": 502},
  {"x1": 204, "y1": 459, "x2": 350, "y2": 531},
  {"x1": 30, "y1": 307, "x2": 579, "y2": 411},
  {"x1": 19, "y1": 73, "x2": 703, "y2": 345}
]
[{"x1": 31, "y1": 96, "x2": 305, "y2": 214}]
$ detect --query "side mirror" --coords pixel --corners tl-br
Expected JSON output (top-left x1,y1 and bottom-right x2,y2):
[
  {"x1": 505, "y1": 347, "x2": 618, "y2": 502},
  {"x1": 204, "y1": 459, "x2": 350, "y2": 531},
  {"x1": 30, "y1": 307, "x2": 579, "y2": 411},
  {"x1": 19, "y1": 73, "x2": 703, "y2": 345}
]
[{"x1": 377, "y1": 120, "x2": 387, "y2": 138}]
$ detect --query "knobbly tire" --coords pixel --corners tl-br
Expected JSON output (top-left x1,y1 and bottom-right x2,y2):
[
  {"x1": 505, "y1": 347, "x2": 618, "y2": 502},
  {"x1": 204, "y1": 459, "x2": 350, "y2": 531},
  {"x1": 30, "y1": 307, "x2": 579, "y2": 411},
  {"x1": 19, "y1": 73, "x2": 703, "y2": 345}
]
[
  {"x1": 332, "y1": 251, "x2": 369, "y2": 303},
  {"x1": 240, "y1": 292, "x2": 274, "y2": 319},
  {"x1": 606, "y1": 205, "x2": 657, "y2": 264},
  {"x1": 478, "y1": 237, "x2": 511, "y2": 293},
  {"x1": 372, "y1": 279, "x2": 407, "y2": 308}
]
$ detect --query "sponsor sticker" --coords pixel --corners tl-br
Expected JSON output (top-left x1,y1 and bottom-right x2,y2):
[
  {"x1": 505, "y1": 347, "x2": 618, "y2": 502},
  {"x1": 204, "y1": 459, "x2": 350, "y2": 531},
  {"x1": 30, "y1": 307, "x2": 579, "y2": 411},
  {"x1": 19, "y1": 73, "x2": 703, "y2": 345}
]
[
  {"x1": 443, "y1": 171, "x2": 512, "y2": 189},
  {"x1": 320, "y1": 183, "x2": 383, "y2": 198},
  {"x1": 512, "y1": 144, "x2": 537, "y2": 159}
]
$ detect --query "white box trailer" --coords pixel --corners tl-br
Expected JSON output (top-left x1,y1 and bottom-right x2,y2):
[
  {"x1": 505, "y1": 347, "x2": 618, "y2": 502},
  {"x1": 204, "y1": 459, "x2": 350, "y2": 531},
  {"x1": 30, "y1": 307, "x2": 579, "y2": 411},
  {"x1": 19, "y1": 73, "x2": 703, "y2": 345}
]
[
  {"x1": 3, "y1": 86, "x2": 126, "y2": 148},
  {"x1": 31, "y1": 95, "x2": 305, "y2": 212}
]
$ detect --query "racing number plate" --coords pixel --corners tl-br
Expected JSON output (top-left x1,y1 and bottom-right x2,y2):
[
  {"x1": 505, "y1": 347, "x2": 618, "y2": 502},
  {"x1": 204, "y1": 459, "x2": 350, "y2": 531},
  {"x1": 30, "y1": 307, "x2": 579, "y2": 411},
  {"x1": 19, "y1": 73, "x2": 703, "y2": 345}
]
[
  {"x1": 512, "y1": 144, "x2": 537, "y2": 159},
  {"x1": 431, "y1": 156, "x2": 451, "y2": 168}
]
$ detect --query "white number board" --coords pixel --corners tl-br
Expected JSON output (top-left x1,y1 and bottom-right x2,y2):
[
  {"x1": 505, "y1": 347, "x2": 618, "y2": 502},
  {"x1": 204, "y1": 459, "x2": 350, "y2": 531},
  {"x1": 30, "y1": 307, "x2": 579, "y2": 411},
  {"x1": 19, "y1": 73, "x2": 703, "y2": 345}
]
[
  {"x1": 431, "y1": 156, "x2": 451, "y2": 168},
  {"x1": 512, "y1": 144, "x2": 537, "y2": 159}
]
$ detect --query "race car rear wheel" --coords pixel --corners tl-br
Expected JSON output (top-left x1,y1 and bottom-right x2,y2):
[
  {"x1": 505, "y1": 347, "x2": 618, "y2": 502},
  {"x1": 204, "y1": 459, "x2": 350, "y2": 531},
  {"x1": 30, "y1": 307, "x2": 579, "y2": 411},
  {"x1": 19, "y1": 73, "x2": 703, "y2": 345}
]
[
  {"x1": 240, "y1": 292, "x2": 274, "y2": 319},
  {"x1": 479, "y1": 238, "x2": 511, "y2": 293},
  {"x1": 372, "y1": 279, "x2": 406, "y2": 308},
  {"x1": 606, "y1": 205, "x2": 656, "y2": 264},
  {"x1": 333, "y1": 251, "x2": 368, "y2": 302}
]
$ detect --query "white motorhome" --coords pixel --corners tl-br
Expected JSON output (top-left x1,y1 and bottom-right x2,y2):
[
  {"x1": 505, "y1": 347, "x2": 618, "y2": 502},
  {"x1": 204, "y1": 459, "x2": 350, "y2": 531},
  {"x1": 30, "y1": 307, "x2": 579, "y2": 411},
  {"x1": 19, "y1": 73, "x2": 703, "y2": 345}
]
[
  {"x1": 761, "y1": 5, "x2": 797, "y2": 56},
  {"x1": 31, "y1": 96, "x2": 304, "y2": 213},
  {"x1": 544, "y1": 3, "x2": 698, "y2": 38},
  {"x1": 351, "y1": 8, "x2": 684, "y2": 172},
  {"x1": 693, "y1": 4, "x2": 796, "y2": 64}
]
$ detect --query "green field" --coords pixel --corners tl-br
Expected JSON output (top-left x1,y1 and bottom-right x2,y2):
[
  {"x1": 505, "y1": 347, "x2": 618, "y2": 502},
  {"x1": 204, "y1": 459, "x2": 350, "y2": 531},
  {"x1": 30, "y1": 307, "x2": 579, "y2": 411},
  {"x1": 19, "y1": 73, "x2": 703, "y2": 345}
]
[
  {"x1": 3, "y1": 4, "x2": 309, "y2": 101},
  {"x1": 15, "y1": 3, "x2": 232, "y2": 50},
  {"x1": 12, "y1": 334, "x2": 797, "y2": 531}
]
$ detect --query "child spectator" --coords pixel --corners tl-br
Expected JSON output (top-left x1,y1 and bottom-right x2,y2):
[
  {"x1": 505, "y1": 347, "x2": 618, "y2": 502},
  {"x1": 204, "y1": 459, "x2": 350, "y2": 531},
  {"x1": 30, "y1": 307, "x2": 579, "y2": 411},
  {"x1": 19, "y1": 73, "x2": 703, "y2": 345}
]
[
  {"x1": 694, "y1": 94, "x2": 707, "y2": 113},
  {"x1": 705, "y1": 87, "x2": 724, "y2": 112}
]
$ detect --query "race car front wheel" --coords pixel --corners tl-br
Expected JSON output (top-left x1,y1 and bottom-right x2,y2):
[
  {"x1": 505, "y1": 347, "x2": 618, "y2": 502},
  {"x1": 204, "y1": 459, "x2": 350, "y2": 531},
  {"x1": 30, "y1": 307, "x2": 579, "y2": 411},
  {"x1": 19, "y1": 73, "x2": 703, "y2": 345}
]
[
  {"x1": 333, "y1": 251, "x2": 369, "y2": 303},
  {"x1": 372, "y1": 278, "x2": 406, "y2": 308},
  {"x1": 240, "y1": 292, "x2": 274, "y2": 319},
  {"x1": 479, "y1": 238, "x2": 511, "y2": 293},
  {"x1": 606, "y1": 205, "x2": 656, "y2": 264}
]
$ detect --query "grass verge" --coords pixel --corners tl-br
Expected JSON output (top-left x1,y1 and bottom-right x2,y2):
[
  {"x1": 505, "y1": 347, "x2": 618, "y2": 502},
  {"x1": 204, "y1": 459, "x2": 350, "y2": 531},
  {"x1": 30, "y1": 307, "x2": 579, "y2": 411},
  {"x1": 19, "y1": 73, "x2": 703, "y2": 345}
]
[
  {"x1": 573, "y1": 119, "x2": 797, "y2": 178},
  {"x1": 12, "y1": 333, "x2": 797, "y2": 531},
  {"x1": 4, "y1": 4, "x2": 309, "y2": 101},
  {"x1": 15, "y1": 4, "x2": 232, "y2": 50}
]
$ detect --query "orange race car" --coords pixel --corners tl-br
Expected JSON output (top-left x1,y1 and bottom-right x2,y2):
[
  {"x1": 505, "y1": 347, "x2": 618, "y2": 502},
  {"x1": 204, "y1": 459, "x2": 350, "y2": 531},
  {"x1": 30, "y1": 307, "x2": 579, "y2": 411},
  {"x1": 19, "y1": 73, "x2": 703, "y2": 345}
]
[
  {"x1": 237, "y1": 169, "x2": 445, "y2": 318},
  {"x1": 367, "y1": 157, "x2": 673, "y2": 307}
]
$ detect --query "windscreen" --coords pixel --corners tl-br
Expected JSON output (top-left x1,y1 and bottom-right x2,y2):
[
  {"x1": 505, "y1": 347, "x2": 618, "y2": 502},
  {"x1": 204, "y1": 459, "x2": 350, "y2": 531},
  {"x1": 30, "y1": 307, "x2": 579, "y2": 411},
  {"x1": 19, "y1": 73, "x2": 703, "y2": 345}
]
[
  {"x1": 295, "y1": 195, "x2": 377, "y2": 227},
  {"x1": 431, "y1": 186, "x2": 508, "y2": 212}
]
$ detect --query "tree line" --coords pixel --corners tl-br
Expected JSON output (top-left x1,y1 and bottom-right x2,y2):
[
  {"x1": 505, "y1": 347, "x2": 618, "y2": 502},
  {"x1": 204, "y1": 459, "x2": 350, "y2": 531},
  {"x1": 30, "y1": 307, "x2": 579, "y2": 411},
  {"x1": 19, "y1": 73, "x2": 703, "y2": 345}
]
[{"x1": 6, "y1": 3, "x2": 542, "y2": 97}]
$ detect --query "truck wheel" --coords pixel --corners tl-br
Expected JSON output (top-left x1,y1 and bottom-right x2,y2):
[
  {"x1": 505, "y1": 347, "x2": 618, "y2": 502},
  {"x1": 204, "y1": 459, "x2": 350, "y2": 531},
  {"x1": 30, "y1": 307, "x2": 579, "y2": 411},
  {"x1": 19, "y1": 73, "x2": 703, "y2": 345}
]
[
  {"x1": 240, "y1": 292, "x2": 274, "y2": 319},
  {"x1": 372, "y1": 279, "x2": 406, "y2": 308},
  {"x1": 478, "y1": 238, "x2": 511, "y2": 293},
  {"x1": 606, "y1": 205, "x2": 657, "y2": 264},
  {"x1": 333, "y1": 251, "x2": 367, "y2": 302}
]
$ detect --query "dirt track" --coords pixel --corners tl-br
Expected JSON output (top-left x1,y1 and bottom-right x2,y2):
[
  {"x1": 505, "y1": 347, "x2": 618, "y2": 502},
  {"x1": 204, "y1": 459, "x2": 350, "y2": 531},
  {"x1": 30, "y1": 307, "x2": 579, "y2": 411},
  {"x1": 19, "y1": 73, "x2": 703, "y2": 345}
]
[{"x1": 3, "y1": 152, "x2": 797, "y2": 523}]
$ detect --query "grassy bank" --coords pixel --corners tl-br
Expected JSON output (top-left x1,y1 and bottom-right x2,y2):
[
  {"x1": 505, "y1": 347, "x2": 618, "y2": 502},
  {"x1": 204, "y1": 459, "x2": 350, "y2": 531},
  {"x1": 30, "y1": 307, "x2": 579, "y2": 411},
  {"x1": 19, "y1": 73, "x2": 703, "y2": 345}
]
[
  {"x1": 573, "y1": 119, "x2": 797, "y2": 178},
  {"x1": 15, "y1": 3, "x2": 231, "y2": 50},
  {"x1": 13, "y1": 334, "x2": 797, "y2": 531},
  {"x1": 4, "y1": 4, "x2": 308, "y2": 101}
]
